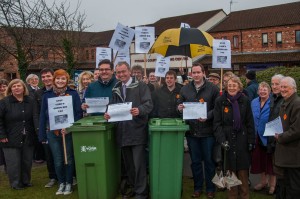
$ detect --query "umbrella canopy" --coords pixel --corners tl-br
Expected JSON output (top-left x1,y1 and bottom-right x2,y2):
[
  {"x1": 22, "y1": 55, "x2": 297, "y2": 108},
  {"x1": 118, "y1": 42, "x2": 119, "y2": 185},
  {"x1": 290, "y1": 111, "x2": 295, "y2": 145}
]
[{"x1": 149, "y1": 28, "x2": 214, "y2": 58}]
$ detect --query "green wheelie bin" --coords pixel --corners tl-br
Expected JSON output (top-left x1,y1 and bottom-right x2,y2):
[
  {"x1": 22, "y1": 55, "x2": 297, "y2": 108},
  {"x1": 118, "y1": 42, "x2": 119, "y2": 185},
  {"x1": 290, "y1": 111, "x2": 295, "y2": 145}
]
[
  {"x1": 149, "y1": 118, "x2": 189, "y2": 199},
  {"x1": 68, "y1": 116, "x2": 120, "y2": 199}
]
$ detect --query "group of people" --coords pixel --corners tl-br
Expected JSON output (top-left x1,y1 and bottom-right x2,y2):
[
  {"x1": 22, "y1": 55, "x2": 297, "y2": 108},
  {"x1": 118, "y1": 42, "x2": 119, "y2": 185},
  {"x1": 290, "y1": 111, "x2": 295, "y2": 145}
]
[{"x1": 0, "y1": 59, "x2": 299, "y2": 199}]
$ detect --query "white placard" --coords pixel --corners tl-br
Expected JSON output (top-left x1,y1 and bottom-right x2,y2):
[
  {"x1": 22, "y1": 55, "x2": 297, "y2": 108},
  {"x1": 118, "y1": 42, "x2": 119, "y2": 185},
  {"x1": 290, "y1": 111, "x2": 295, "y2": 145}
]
[
  {"x1": 113, "y1": 50, "x2": 131, "y2": 69},
  {"x1": 180, "y1": 23, "x2": 190, "y2": 28},
  {"x1": 107, "y1": 102, "x2": 132, "y2": 122},
  {"x1": 85, "y1": 97, "x2": 109, "y2": 113},
  {"x1": 263, "y1": 116, "x2": 284, "y2": 136},
  {"x1": 154, "y1": 55, "x2": 170, "y2": 77},
  {"x1": 96, "y1": 47, "x2": 112, "y2": 68},
  {"x1": 212, "y1": 39, "x2": 231, "y2": 69},
  {"x1": 183, "y1": 102, "x2": 207, "y2": 120},
  {"x1": 135, "y1": 26, "x2": 155, "y2": 53},
  {"x1": 48, "y1": 96, "x2": 74, "y2": 130},
  {"x1": 109, "y1": 23, "x2": 135, "y2": 52}
]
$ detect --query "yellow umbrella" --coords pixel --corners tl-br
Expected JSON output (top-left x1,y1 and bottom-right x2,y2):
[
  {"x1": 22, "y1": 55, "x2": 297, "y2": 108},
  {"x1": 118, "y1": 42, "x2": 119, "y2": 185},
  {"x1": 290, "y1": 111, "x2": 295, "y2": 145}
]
[{"x1": 149, "y1": 28, "x2": 213, "y2": 58}]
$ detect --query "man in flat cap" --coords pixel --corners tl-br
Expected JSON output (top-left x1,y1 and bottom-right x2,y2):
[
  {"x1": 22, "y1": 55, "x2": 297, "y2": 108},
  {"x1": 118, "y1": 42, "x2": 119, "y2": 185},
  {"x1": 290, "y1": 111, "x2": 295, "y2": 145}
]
[{"x1": 208, "y1": 73, "x2": 221, "y2": 88}]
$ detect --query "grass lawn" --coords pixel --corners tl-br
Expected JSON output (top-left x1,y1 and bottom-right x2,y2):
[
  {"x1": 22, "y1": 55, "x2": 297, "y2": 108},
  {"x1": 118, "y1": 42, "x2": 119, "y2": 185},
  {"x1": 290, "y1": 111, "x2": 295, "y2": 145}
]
[{"x1": 0, "y1": 164, "x2": 274, "y2": 199}]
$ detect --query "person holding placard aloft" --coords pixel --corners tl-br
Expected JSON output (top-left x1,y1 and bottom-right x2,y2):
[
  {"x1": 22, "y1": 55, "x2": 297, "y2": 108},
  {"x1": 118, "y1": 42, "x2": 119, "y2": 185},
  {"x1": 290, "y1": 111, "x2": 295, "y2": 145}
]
[{"x1": 39, "y1": 69, "x2": 82, "y2": 195}]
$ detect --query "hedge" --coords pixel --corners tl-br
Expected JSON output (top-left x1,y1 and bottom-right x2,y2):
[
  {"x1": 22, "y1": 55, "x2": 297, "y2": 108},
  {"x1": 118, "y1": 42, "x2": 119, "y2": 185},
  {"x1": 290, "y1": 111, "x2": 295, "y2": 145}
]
[{"x1": 241, "y1": 66, "x2": 300, "y2": 94}]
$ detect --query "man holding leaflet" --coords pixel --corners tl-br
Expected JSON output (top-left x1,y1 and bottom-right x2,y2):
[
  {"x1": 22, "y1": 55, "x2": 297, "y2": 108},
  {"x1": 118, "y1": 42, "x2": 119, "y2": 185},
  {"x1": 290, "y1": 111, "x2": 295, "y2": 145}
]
[
  {"x1": 104, "y1": 61, "x2": 153, "y2": 199},
  {"x1": 82, "y1": 59, "x2": 118, "y2": 114},
  {"x1": 177, "y1": 63, "x2": 219, "y2": 198},
  {"x1": 274, "y1": 76, "x2": 300, "y2": 199}
]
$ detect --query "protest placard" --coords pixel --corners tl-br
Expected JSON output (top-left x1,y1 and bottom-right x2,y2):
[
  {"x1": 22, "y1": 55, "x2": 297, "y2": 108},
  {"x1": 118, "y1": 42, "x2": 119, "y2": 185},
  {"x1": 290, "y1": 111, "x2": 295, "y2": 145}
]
[
  {"x1": 96, "y1": 47, "x2": 112, "y2": 67},
  {"x1": 212, "y1": 39, "x2": 231, "y2": 69},
  {"x1": 135, "y1": 26, "x2": 155, "y2": 53},
  {"x1": 109, "y1": 23, "x2": 135, "y2": 52},
  {"x1": 154, "y1": 55, "x2": 170, "y2": 77},
  {"x1": 48, "y1": 96, "x2": 74, "y2": 130}
]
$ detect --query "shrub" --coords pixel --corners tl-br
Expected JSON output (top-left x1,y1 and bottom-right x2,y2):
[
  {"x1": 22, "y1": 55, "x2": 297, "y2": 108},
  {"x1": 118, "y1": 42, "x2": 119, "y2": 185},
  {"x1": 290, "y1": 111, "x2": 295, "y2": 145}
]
[{"x1": 241, "y1": 66, "x2": 300, "y2": 94}]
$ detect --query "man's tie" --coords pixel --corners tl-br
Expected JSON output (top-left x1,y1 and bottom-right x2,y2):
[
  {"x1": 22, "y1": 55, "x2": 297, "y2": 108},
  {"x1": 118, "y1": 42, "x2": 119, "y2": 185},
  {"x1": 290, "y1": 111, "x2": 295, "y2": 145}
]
[{"x1": 122, "y1": 84, "x2": 126, "y2": 99}]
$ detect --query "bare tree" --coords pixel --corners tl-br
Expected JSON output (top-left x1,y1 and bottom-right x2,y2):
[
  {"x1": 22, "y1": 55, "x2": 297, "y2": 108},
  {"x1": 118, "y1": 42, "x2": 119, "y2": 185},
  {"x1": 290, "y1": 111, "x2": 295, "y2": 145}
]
[
  {"x1": 43, "y1": 0, "x2": 90, "y2": 78},
  {"x1": 0, "y1": 0, "x2": 89, "y2": 80}
]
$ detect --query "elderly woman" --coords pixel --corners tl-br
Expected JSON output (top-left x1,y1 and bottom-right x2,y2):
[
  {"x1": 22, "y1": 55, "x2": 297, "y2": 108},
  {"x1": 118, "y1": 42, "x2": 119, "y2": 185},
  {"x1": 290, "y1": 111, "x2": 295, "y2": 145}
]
[
  {"x1": 0, "y1": 79, "x2": 38, "y2": 190},
  {"x1": 39, "y1": 69, "x2": 82, "y2": 195},
  {"x1": 250, "y1": 82, "x2": 276, "y2": 194},
  {"x1": 78, "y1": 71, "x2": 93, "y2": 102},
  {"x1": 26, "y1": 74, "x2": 39, "y2": 95},
  {"x1": 213, "y1": 76, "x2": 255, "y2": 199}
]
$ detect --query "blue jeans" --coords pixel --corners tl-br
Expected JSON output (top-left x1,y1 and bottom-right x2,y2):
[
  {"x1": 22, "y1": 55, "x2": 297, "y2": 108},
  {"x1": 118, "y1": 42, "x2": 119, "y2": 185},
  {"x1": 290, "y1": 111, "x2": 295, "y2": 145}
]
[
  {"x1": 187, "y1": 136, "x2": 216, "y2": 193},
  {"x1": 47, "y1": 131, "x2": 74, "y2": 184}
]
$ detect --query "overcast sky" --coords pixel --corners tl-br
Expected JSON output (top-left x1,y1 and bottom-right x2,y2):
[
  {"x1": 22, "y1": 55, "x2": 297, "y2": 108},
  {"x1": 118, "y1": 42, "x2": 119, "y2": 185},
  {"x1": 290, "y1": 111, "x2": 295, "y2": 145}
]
[{"x1": 56, "y1": 0, "x2": 299, "y2": 32}]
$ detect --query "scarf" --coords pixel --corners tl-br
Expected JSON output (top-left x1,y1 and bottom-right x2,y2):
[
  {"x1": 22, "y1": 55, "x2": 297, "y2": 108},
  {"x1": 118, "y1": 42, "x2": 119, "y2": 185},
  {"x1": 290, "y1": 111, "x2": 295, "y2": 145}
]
[
  {"x1": 226, "y1": 92, "x2": 242, "y2": 131},
  {"x1": 53, "y1": 86, "x2": 67, "y2": 96}
]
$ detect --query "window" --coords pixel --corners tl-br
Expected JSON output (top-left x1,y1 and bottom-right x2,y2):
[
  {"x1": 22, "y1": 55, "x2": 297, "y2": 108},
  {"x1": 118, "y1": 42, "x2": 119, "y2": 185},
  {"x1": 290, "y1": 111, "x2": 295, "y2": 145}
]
[
  {"x1": 233, "y1": 35, "x2": 239, "y2": 48},
  {"x1": 91, "y1": 49, "x2": 95, "y2": 60},
  {"x1": 262, "y1": 33, "x2": 268, "y2": 46},
  {"x1": 296, "y1": 30, "x2": 300, "y2": 43},
  {"x1": 85, "y1": 49, "x2": 89, "y2": 60},
  {"x1": 276, "y1": 32, "x2": 282, "y2": 44}
]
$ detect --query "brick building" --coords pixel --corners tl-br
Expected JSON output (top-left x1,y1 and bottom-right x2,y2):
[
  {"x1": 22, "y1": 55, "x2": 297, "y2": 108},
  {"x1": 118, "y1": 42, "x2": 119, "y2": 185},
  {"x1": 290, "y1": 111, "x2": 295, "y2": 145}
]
[{"x1": 198, "y1": 1, "x2": 300, "y2": 75}]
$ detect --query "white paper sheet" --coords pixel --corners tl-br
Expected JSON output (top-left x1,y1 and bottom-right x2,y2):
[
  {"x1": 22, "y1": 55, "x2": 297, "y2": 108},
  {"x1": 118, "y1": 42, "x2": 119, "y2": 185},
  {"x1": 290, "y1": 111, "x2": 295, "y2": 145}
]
[
  {"x1": 48, "y1": 96, "x2": 74, "y2": 130},
  {"x1": 183, "y1": 102, "x2": 207, "y2": 120},
  {"x1": 107, "y1": 102, "x2": 132, "y2": 122},
  {"x1": 85, "y1": 97, "x2": 109, "y2": 113},
  {"x1": 263, "y1": 116, "x2": 283, "y2": 136}
]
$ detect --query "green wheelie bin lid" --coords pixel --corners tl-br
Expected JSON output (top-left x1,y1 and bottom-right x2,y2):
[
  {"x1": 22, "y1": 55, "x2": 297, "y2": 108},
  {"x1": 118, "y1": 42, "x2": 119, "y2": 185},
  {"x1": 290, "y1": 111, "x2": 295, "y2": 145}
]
[
  {"x1": 68, "y1": 115, "x2": 114, "y2": 132},
  {"x1": 149, "y1": 118, "x2": 189, "y2": 132}
]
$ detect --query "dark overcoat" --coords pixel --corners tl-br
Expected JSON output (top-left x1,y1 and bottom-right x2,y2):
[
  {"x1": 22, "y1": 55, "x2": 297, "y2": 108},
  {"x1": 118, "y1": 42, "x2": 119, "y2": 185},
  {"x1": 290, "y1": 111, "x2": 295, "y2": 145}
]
[
  {"x1": 111, "y1": 79, "x2": 153, "y2": 147},
  {"x1": 275, "y1": 93, "x2": 300, "y2": 168},
  {"x1": 213, "y1": 93, "x2": 255, "y2": 171}
]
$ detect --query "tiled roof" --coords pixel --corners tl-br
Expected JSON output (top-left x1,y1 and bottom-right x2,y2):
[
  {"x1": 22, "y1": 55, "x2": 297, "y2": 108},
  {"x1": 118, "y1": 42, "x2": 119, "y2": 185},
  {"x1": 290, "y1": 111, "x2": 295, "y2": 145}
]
[
  {"x1": 153, "y1": 9, "x2": 223, "y2": 35},
  {"x1": 198, "y1": 52, "x2": 300, "y2": 64},
  {"x1": 209, "y1": 1, "x2": 300, "y2": 32}
]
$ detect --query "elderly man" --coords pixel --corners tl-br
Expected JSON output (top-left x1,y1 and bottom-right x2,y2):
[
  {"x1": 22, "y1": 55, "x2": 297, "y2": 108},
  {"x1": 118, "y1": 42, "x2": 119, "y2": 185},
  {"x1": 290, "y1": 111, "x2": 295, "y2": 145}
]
[
  {"x1": 104, "y1": 61, "x2": 153, "y2": 199},
  {"x1": 208, "y1": 73, "x2": 221, "y2": 88},
  {"x1": 274, "y1": 76, "x2": 300, "y2": 199}
]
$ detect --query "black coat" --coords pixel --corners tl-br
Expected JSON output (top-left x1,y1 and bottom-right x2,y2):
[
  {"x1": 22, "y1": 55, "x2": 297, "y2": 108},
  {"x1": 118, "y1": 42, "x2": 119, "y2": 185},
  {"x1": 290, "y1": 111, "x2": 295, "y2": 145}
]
[
  {"x1": 213, "y1": 93, "x2": 255, "y2": 171},
  {"x1": 151, "y1": 83, "x2": 182, "y2": 118},
  {"x1": 111, "y1": 79, "x2": 153, "y2": 147},
  {"x1": 178, "y1": 79, "x2": 219, "y2": 137},
  {"x1": 0, "y1": 95, "x2": 38, "y2": 147}
]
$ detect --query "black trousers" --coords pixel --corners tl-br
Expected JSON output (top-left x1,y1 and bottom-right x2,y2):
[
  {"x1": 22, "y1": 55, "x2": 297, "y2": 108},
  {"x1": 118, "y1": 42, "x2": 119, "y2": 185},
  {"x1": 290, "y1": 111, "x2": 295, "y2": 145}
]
[
  {"x1": 43, "y1": 143, "x2": 57, "y2": 179},
  {"x1": 122, "y1": 145, "x2": 148, "y2": 199},
  {"x1": 284, "y1": 168, "x2": 300, "y2": 199},
  {"x1": 3, "y1": 145, "x2": 34, "y2": 187}
]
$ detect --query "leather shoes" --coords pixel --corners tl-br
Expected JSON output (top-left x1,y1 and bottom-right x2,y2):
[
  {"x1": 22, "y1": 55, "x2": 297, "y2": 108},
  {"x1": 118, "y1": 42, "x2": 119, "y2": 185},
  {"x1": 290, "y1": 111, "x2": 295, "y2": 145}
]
[
  {"x1": 191, "y1": 191, "x2": 201, "y2": 198},
  {"x1": 12, "y1": 185, "x2": 25, "y2": 190},
  {"x1": 207, "y1": 192, "x2": 215, "y2": 198},
  {"x1": 24, "y1": 183, "x2": 33, "y2": 187}
]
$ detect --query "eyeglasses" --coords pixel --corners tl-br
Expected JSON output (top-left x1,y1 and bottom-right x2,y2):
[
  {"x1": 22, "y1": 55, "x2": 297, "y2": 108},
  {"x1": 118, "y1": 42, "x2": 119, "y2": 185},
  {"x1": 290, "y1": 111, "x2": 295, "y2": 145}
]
[{"x1": 99, "y1": 68, "x2": 111, "y2": 72}]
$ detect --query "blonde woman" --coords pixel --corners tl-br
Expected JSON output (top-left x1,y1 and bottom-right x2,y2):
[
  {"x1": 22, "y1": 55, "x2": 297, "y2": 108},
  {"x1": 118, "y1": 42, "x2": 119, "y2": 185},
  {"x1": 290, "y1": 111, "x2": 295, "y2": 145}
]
[
  {"x1": 0, "y1": 79, "x2": 38, "y2": 190},
  {"x1": 78, "y1": 71, "x2": 93, "y2": 102}
]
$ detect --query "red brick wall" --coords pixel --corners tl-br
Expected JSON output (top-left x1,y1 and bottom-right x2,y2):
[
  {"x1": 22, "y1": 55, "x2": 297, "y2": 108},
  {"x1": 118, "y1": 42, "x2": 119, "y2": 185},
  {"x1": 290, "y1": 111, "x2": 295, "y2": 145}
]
[{"x1": 210, "y1": 24, "x2": 300, "y2": 53}]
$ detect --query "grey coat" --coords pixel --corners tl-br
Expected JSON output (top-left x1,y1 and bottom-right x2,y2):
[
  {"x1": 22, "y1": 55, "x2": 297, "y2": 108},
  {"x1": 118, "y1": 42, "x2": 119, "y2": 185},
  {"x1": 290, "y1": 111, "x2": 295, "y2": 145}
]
[
  {"x1": 111, "y1": 79, "x2": 153, "y2": 147},
  {"x1": 275, "y1": 93, "x2": 300, "y2": 168}
]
